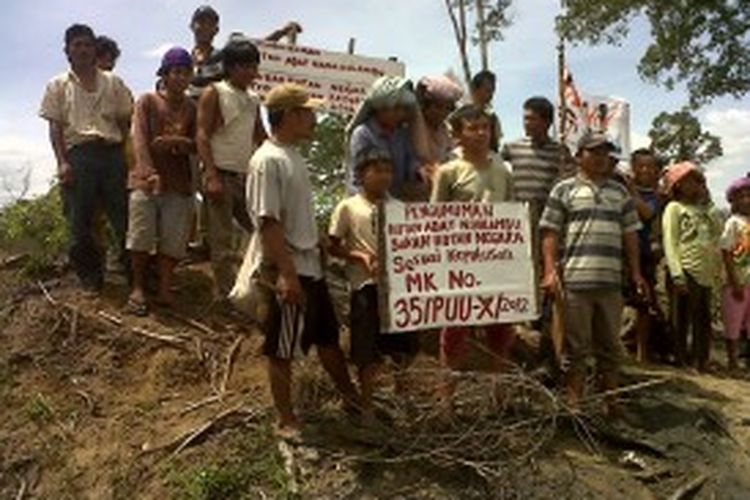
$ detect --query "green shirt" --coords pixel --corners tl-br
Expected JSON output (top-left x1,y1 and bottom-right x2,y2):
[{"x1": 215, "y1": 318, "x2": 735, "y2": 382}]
[
  {"x1": 662, "y1": 200, "x2": 722, "y2": 287},
  {"x1": 430, "y1": 154, "x2": 514, "y2": 203}
]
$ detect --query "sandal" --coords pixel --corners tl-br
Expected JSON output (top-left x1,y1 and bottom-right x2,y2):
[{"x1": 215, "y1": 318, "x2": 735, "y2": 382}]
[{"x1": 125, "y1": 298, "x2": 149, "y2": 317}]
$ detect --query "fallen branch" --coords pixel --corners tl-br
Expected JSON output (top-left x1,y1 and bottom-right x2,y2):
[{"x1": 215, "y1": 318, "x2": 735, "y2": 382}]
[
  {"x1": 1, "y1": 253, "x2": 27, "y2": 269},
  {"x1": 97, "y1": 311, "x2": 123, "y2": 326},
  {"x1": 131, "y1": 327, "x2": 190, "y2": 351},
  {"x1": 14, "y1": 477, "x2": 27, "y2": 500},
  {"x1": 169, "y1": 405, "x2": 258, "y2": 458},
  {"x1": 74, "y1": 390, "x2": 95, "y2": 414},
  {"x1": 162, "y1": 309, "x2": 216, "y2": 337},
  {"x1": 180, "y1": 394, "x2": 226, "y2": 416},
  {"x1": 583, "y1": 378, "x2": 671, "y2": 403},
  {"x1": 69, "y1": 307, "x2": 79, "y2": 341},
  {"x1": 219, "y1": 336, "x2": 243, "y2": 394},
  {"x1": 669, "y1": 474, "x2": 708, "y2": 500},
  {"x1": 37, "y1": 280, "x2": 58, "y2": 307}
]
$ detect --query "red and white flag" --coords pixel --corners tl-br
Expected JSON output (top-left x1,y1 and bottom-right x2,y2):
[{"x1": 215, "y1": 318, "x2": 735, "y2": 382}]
[{"x1": 560, "y1": 66, "x2": 631, "y2": 158}]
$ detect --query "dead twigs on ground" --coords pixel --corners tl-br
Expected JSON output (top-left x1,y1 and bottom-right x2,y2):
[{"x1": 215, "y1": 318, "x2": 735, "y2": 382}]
[
  {"x1": 669, "y1": 474, "x2": 709, "y2": 500},
  {"x1": 219, "y1": 336, "x2": 243, "y2": 395}
]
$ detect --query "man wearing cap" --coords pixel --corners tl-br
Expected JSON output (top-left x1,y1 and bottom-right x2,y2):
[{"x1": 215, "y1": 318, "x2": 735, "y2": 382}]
[
  {"x1": 540, "y1": 131, "x2": 646, "y2": 412},
  {"x1": 196, "y1": 36, "x2": 265, "y2": 299},
  {"x1": 39, "y1": 23, "x2": 133, "y2": 293},
  {"x1": 188, "y1": 5, "x2": 303, "y2": 99},
  {"x1": 126, "y1": 47, "x2": 197, "y2": 315},
  {"x1": 242, "y1": 83, "x2": 360, "y2": 434}
]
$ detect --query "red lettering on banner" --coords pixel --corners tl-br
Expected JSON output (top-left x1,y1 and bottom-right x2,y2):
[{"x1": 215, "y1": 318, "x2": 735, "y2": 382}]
[
  {"x1": 392, "y1": 294, "x2": 531, "y2": 329},
  {"x1": 448, "y1": 270, "x2": 479, "y2": 289},
  {"x1": 405, "y1": 272, "x2": 437, "y2": 293}
]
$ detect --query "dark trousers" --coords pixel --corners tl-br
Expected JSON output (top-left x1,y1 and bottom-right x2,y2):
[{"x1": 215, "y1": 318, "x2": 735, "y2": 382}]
[
  {"x1": 671, "y1": 274, "x2": 712, "y2": 368},
  {"x1": 64, "y1": 142, "x2": 128, "y2": 288}
]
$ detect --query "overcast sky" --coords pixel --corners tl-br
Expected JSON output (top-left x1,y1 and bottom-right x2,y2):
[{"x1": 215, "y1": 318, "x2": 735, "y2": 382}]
[{"x1": 0, "y1": 0, "x2": 747, "y2": 206}]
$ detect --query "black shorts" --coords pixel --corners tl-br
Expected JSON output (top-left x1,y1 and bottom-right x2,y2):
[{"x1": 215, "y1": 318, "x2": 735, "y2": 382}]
[
  {"x1": 260, "y1": 276, "x2": 340, "y2": 359},
  {"x1": 349, "y1": 284, "x2": 419, "y2": 368}
]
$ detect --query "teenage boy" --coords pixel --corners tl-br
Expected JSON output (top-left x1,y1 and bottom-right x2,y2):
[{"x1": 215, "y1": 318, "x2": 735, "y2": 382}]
[
  {"x1": 196, "y1": 36, "x2": 266, "y2": 298},
  {"x1": 245, "y1": 84, "x2": 360, "y2": 435},
  {"x1": 126, "y1": 48, "x2": 197, "y2": 315},
  {"x1": 469, "y1": 70, "x2": 502, "y2": 152},
  {"x1": 431, "y1": 104, "x2": 515, "y2": 408},
  {"x1": 540, "y1": 132, "x2": 645, "y2": 412},
  {"x1": 95, "y1": 35, "x2": 121, "y2": 71},
  {"x1": 39, "y1": 24, "x2": 133, "y2": 292}
]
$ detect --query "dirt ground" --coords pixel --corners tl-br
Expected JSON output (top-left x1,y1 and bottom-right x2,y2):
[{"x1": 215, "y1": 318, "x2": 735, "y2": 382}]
[{"x1": 1, "y1": 256, "x2": 750, "y2": 499}]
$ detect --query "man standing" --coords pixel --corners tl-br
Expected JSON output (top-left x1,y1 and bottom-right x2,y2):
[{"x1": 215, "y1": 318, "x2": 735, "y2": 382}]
[
  {"x1": 196, "y1": 36, "x2": 265, "y2": 299},
  {"x1": 245, "y1": 84, "x2": 359, "y2": 435},
  {"x1": 39, "y1": 24, "x2": 133, "y2": 292},
  {"x1": 501, "y1": 97, "x2": 573, "y2": 224}
]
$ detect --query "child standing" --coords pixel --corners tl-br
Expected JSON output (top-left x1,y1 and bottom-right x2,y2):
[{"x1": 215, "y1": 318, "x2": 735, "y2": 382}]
[
  {"x1": 328, "y1": 146, "x2": 418, "y2": 424},
  {"x1": 431, "y1": 104, "x2": 515, "y2": 407},
  {"x1": 628, "y1": 149, "x2": 663, "y2": 361},
  {"x1": 127, "y1": 48, "x2": 196, "y2": 314},
  {"x1": 540, "y1": 132, "x2": 645, "y2": 411},
  {"x1": 720, "y1": 177, "x2": 750, "y2": 371},
  {"x1": 662, "y1": 162, "x2": 722, "y2": 371}
]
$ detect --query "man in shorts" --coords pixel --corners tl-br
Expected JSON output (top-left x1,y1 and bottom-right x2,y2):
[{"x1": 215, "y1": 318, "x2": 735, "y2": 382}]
[{"x1": 245, "y1": 84, "x2": 360, "y2": 435}]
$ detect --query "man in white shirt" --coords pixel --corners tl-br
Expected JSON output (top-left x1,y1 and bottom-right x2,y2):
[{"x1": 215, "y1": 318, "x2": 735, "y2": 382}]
[
  {"x1": 39, "y1": 24, "x2": 133, "y2": 292},
  {"x1": 244, "y1": 83, "x2": 359, "y2": 435}
]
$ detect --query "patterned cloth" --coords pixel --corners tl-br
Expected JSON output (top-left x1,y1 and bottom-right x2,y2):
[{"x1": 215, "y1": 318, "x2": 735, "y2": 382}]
[
  {"x1": 662, "y1": 200, "x2": 722, "y2": 288},
  {"x1": 540, "y1": 175, "x2": 641, "y2": 291},
  {"x1": 720, "y1": 214, "x2": 750, "y2": 285}
]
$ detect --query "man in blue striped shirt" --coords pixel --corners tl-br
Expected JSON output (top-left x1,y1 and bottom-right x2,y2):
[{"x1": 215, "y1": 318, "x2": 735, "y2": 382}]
[{"x1": 539, "y1": 131, "x2": 646, "y2": 412}]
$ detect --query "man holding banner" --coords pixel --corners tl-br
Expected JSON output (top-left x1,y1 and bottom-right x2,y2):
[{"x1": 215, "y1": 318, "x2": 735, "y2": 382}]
[{"x1": 431, "y1": 104, "x2": 516, "y2": 408}]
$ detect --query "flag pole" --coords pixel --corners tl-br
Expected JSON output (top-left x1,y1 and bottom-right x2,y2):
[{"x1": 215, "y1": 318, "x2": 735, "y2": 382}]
[{"x1": 557, "y1": 0, "x2": 567, "y2": 144}]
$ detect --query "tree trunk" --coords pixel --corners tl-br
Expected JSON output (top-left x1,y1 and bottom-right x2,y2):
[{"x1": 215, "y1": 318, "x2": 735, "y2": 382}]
[
  {"x1": 445, "y1": 0, "x2": 473, "y2": 89},
  {"x1": 475, "y1": 0, "x2": 488, "y2": 71}
]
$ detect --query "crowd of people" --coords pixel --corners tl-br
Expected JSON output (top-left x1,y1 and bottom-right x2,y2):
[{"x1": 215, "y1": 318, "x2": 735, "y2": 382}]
[{"x1": 38, "y1": 6, "x2": 748, "y2": 435}]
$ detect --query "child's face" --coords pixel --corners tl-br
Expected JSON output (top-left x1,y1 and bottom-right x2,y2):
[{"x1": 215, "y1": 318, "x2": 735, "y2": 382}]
[
  {"x1": 191, "y1": 18, "x2": 218, "y2": 45},
  {"x1": 579, "y1": 145, "x2": 610, "y2": 179},
  {"x1": 457, "y1": 116, "x2": 491, "y2": 155},
  {"x1": 361, "y1": 160, "x2": 393, "y2": 198},
  {"x1": 472, "y1": 81, "x2": 495, "y2": 106},
  {"x1": 632, "y1": 155, "x2": 660, "y2": 188},
  {"x1": 675, "y1": 171, "x2": 706, "y2": 202},
  {"x1": 733, "y1": 188, "x2": 750, "y2": 215},
  {"x1": 163, "y1": 66, "x2": 193, "y2": 94},
  {"x1": 374, "y1": 106, "x2": 410, "y2": 130}
]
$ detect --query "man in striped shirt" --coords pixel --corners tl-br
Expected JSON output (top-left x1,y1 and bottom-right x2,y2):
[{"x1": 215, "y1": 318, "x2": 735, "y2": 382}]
[
  {"x1": 539, "y1": 131, "x2": 645, "y2": 412},
  {"x1": 501, "y1": 97, "x2": 573, "y2": 223}
]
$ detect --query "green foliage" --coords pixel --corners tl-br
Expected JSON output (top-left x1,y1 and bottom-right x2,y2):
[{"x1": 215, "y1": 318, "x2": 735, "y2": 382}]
[
  {"x1": 299, "y1": 113, "x2": 348, "y2": 229},
  {"x1": 168, "y1": 423, "x2": 295, "y2": 500},
  {"x1": 558, "y1": 1, "x2": 750, "y2": 107},
  {"x1": 0, "y1": 186, "x2": 67, "y2": 277},
  {"x1": 25, "y1": 393, "x2": 55, "y2": 424},
  {"x1": 648, "y1": 109, "x2": 723, "y2": 165}
]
